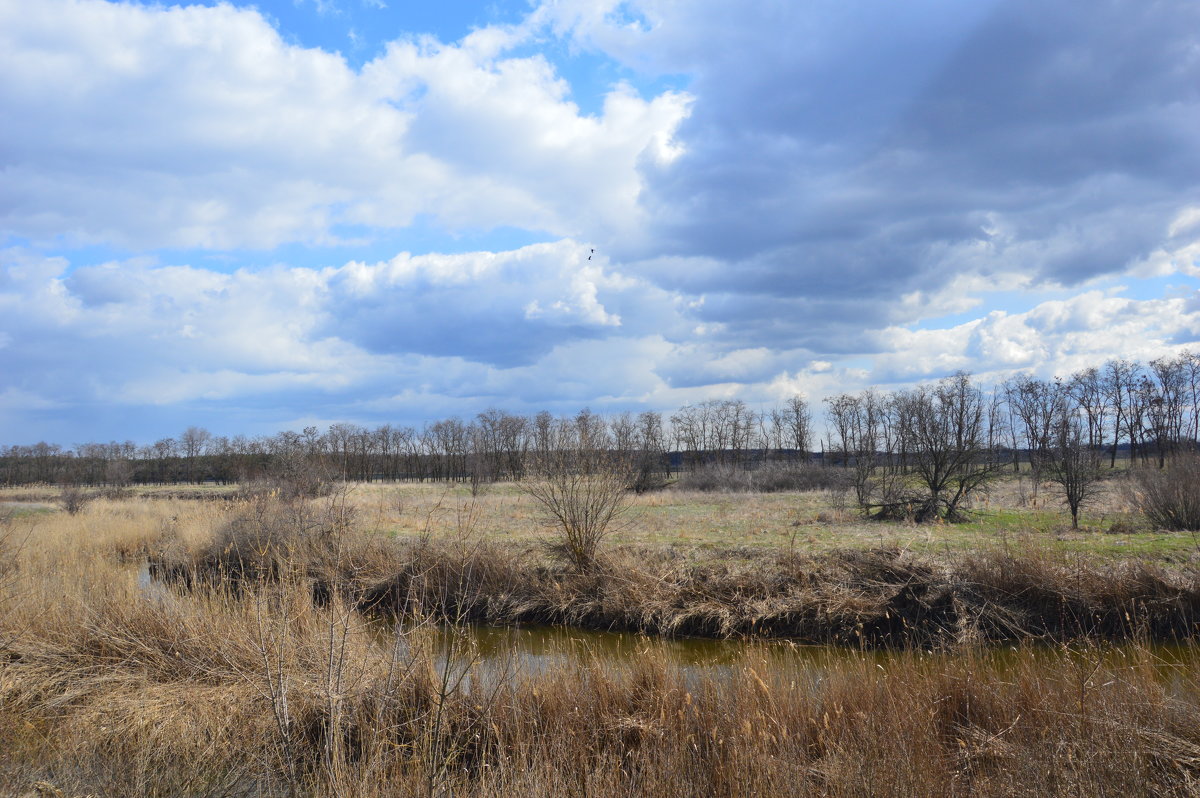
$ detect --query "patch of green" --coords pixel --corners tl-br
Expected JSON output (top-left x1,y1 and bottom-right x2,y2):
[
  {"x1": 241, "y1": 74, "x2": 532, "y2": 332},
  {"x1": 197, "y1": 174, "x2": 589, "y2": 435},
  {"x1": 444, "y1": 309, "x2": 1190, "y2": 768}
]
[
  {"x1": 1046, "y1": 531, "x2": 1200, "y2": 559},
  {"x1": 0, "y1": 502, "x2": 57, "y2": 518},
  {"x1": 966, "y1": 508, "x2": 1063, "y2": 534}
]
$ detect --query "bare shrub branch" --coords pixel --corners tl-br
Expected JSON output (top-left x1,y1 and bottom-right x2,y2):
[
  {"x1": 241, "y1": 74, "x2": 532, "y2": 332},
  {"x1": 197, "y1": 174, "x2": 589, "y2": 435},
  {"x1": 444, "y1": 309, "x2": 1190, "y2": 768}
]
[{"x1": 519, "y1": 413, "x2": 634, "y2": 572}]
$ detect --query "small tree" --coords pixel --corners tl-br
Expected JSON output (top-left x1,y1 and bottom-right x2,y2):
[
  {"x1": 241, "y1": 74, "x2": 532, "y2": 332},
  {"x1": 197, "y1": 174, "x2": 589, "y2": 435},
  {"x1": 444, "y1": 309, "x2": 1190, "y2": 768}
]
[
  {"x1": 877, "y1": 373, "x2": 1006, "y2": 522},
  {"x1": 58, "y1": 485, "x2": 92, "y2": 515},
  {"x1": 519, "y1": 415, "x2": 633, "y2": 572},
  {"x1": 1044, "y1": 410, "x2": 1105, "y2": 529}
]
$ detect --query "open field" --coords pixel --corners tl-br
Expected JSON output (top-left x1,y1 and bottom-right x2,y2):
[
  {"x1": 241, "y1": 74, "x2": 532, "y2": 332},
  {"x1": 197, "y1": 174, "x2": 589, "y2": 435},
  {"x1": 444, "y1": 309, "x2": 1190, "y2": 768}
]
[
  {"x1": 306, "y1": 474, "x2": 1194, "y2": 561},
  {"x1": 2, "y1": 477, "x2": 1200, "y2": 794}
]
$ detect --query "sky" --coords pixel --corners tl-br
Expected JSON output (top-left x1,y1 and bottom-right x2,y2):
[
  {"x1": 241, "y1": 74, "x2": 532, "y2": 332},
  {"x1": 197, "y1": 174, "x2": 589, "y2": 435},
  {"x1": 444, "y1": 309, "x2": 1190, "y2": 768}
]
[{"x1": 1, "y1": 0, "x2": 1199, "y2": 445}]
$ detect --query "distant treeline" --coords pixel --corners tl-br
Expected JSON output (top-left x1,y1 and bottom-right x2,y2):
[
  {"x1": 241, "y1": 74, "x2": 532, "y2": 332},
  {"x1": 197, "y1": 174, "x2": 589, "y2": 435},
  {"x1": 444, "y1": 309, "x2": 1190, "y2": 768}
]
[{"x1": 2, "y1": 352, "x2": 1198, "y2": 487}]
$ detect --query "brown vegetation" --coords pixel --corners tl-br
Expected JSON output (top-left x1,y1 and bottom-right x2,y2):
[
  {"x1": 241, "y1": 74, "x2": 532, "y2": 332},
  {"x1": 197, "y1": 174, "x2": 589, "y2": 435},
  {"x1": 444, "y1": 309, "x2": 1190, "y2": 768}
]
[
  {"x1": 1130, "y1": 452, "x2": 1200, "y2": 532},
  {"x1": 3, "y1": 485, "x2": 1200, "y2": 795},
  {"x1": 146, "y1": 486, "x2": 1200, "y2": 649}
]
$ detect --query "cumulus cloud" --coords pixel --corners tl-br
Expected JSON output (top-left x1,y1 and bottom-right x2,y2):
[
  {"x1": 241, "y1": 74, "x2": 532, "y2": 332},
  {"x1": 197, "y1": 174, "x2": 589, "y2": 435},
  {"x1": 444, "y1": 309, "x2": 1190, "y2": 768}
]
[
  {"x1": 0, "y1": 0, "x2": 689, "y2": 249},
  {"x1": 1, "y1": 0, "x2": 1198, "y2": 442},
  {"x1": 3, "y1": 239, "x2": 1197, "y2": 443},
  {"x1": 871, "y1": 289, "x2": 1200, "y2": 385},
  {"x1": 0, "y1": 243, "x2": 686, "y2": 435},
  {"x1": 321, "y1": 240, "x2": 682, "y2": 366}
]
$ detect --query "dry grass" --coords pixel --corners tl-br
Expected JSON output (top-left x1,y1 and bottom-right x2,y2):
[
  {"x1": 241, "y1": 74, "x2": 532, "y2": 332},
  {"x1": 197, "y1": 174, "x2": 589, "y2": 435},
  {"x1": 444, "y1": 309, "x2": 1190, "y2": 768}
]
[
  {"x1": 336, "y1": 476, "x2": 1187, "y2": 560},
  {"x1": 3, "y1": 557, "x2": 1200, "y2": 795},
  {"x1": 3, "y1": 483, "x2": 1200, "y2": 795}
]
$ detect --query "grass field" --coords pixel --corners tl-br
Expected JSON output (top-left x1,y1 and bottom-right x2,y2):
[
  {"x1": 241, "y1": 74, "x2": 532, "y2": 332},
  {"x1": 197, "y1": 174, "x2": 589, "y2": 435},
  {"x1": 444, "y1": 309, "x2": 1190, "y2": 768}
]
[
  {"x1": 2, "y1": 475, "x2": 1199, "y2": 795},
  {"x1": 344, "y1": 473, "x2": 1193, "y2": 560}
]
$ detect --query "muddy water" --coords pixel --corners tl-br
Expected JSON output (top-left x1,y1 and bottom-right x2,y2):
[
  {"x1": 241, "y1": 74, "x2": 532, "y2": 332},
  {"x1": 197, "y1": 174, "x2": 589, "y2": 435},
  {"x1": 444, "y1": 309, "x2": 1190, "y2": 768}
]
[{"x1": 382, "y1": 618, "x2": 1200, "y2": 695}]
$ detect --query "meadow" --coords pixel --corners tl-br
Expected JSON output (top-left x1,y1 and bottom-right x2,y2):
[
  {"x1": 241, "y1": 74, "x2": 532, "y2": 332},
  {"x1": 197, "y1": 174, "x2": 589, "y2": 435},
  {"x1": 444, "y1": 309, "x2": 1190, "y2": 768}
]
[{"x1": 2, "y1": 473, "x2": 1200, "y2": 796}]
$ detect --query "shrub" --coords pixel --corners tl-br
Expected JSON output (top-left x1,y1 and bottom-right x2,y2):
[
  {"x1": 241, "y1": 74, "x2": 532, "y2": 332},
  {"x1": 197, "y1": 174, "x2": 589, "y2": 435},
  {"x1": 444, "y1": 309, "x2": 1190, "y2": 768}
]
[
  {"x1": 520, "y1": 417, "x2": 634, "y2": 572},
  {"x1": 629, "y1": 456, "x2": 670, "y2": 494},
  {"x1": 58, "y1": 486, "x2": 92, "y2": 515},
  {"x1": 240, "y1": 452, "x2": 336, "y2": 501},
  {"x1": 1129, "y1": 453, "x2": 1200, "y2": 531}
]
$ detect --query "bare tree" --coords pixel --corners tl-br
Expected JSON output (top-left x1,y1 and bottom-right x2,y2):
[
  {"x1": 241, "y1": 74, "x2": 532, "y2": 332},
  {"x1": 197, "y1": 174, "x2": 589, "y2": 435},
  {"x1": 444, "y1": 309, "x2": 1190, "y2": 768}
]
[
  {"x1": 825, "y1": 390, "x2": 888, "y2": 509},
  {"x1": 1104, "y1": 359, "x2": 1137, "y2": 467},
  {"x1": 1146, "y1": 354, "x2": 1189, "y2": 467},
  {"x1": 784, "y1": 394, "x2": 812, "y2": 461},
  {"x1": 1044, "y1": 401, "x2": 1106, "y2": 528},
  {"x1": 883, "y1": 373, "x2": 1006, "y2": 522},
  {"x1": 1068, "y1": 366, "x2": 1110, "y2": 452},
  {"x1": 180, "y1": 426, "x2": 211, "y2": 484},
  {"x1": 1003, "y1": 375, "x2": 1066, "y2": 493}
]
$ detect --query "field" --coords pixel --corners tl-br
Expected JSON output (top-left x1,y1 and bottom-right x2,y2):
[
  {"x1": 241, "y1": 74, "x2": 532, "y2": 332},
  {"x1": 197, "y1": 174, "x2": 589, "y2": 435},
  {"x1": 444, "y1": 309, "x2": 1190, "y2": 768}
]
[{"x1": 2, "y1": 475, "x2": 1200, "y2": 796}]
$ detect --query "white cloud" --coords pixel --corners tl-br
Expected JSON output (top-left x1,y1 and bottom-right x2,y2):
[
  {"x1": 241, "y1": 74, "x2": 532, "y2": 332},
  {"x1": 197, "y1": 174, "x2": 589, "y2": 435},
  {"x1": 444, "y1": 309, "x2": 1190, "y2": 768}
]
[
  {"x1": 2, "y1": 240, "x2": 1198, "y2": 441},
  {"x1": 1, "y1": 0, "x2": 1199, "y2": 442},
  {"x1": 0, "y1": 241, "x2": 681, "y2": 413},
  {"x1": 0, "y1": 0, "x2": 690, "y2": 249},
  {"x1": 872, "y1": 290, "x2": 1200, "y2": 384}
]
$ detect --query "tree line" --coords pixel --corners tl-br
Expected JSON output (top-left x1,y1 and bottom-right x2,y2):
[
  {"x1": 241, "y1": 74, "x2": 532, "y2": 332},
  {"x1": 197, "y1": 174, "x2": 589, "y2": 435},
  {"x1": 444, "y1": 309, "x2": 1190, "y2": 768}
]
[
  {"x1": 0, "y1": 401, "x2": 811, "y2": 488},
  {"x1": 1, "y1": 352, "x2": 1197, "y2": 490}
]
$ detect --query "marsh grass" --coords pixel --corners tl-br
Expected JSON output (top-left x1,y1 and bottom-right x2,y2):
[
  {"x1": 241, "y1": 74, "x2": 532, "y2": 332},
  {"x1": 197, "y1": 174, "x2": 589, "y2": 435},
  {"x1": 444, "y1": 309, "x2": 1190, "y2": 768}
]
[
  {"x1": 333, "y1": 477, "x2": 1184, "y2": 560},
  {"x1": 3, "y1": 484, "x2": 1200, "y2": 795},
  {"x1": 4, "y1": 555, "x2": 1200, "y2": 796}
]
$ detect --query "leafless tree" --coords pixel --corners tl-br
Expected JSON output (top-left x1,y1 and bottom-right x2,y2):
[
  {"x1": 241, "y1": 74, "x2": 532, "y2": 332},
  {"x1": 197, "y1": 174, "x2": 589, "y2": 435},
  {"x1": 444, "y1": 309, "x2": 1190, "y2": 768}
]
[
  {"x1": 784, "y1": 394, "x2": 812, "y2": 461},
  {"x1": 1003, "y1": 375, "x2": 1067, "y2": 493},
  {"x1": 1068, "y1": 366, "x2": 1110, "y2": 452},
  {"x1": 879, "y1": 373, "x2": 1006, "y2": 522},
  {"x1": 1104, "y1": 359, "x2": 1144, "y2": 466},
  {"x1": 1146, "y1": 354, "x2": 1190, "y2": 467},
  {"x1": 1044, "y1": 400, "x2": 1106, "y2": 528},
  {"x1": 825, "y1": 389, "x2": 889, "y2": 508}
]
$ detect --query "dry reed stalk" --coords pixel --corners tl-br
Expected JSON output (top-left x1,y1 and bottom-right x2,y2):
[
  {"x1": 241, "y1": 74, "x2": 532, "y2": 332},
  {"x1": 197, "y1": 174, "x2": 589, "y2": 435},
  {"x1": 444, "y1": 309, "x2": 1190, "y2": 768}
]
[{"x1": 5, "y1": 489, "x2": 1200, "y2": 795}]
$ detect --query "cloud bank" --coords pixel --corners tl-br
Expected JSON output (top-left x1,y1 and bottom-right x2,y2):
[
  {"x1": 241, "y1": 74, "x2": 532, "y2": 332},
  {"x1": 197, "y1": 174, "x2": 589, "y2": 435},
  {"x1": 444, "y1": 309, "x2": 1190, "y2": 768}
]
[{"x1": 0, "y1": 0, "x2": 1198, "y2": 442}]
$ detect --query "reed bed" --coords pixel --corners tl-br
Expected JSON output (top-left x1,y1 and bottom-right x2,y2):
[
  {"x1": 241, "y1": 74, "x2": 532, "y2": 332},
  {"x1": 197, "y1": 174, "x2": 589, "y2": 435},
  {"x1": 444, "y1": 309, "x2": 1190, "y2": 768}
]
[
  {"x1": 3, "y1": 569, "x2": 1200, "y2": 796},
  {"x1": 3, "y1": 490, "x2": 1200, "y2": 795}
]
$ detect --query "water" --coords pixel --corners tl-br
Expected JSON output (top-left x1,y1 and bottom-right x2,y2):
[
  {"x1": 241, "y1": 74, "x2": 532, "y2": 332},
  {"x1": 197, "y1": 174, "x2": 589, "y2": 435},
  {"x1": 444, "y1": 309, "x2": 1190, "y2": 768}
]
[
  {"x1": 135, "y1": 560, "x2": 1200, "y2": 689},
  {"x1": 374, "y1": 617, "x2": 1200, "y2": 696}
]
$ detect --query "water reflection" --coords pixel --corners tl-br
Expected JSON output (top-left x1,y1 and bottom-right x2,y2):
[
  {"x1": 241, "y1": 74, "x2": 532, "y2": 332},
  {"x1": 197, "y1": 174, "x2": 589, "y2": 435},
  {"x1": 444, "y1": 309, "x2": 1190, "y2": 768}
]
[{"x1": 374, "y1": 619, "x2": 1200, "y2": 692}]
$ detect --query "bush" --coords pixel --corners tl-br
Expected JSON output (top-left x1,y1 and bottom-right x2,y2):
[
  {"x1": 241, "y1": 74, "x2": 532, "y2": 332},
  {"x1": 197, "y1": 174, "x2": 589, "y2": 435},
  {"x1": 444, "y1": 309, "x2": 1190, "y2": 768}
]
[
  {"x1": 239, "y1": 453, "x2": 336, "y2": 501},
  {"x1": 58, "y1": 486, "x2": 92, "y2": 515},
  {"x1": 519, "y1": 416, "x2": 635, "y2": 572},
  {"x1": 1129, "y1": 453, "x2": 1200, "y2": 531}
]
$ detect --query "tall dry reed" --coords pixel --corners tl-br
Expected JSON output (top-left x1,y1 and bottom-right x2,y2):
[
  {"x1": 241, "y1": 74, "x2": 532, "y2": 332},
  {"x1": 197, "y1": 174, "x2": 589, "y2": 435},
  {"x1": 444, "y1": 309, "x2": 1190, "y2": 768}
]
[{"x1": 4, "y1": 490, "x2": 1200, "y2": 795}]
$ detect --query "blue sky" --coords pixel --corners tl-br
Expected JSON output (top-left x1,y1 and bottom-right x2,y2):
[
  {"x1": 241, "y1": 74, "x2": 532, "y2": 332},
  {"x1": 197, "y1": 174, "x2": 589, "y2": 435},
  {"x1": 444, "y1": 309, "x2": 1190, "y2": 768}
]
[{"x1": 1, "y1": 0, "x2": 1198, "y2": 445}]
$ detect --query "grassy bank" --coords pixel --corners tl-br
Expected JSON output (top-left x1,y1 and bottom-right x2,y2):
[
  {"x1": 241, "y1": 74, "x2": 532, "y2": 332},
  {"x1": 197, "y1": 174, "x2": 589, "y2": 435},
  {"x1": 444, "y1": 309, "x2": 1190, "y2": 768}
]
[
  {"x1": 3, "y1": 563, "x2": 1200, "y2": 796},
  {"x1": 3, "y1": 483, "x2": 1200, "y2": 795},
  {"x1": 136, "y1": 481, "x2": 1200, "y2": 649}
]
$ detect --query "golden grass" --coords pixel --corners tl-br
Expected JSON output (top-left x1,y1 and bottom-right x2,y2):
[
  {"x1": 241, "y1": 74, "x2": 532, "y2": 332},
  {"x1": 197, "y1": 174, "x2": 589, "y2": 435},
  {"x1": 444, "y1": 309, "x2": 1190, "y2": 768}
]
[
  {"x1": 333, "y1": 475, "x2": 1178, "y2": 560},
  {"x1": 3, "y1": 554, "x2": 1200, "y2": 795},
  {"x1": 2, "y1": 483, "x2": 1200, "y2": 795}
]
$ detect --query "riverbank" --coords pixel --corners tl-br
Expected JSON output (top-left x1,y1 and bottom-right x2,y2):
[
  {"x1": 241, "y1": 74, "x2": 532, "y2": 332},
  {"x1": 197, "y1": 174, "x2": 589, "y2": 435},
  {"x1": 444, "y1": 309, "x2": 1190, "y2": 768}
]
[
  {"x1": 131, "y1": 480, "x2": 1200, "y2": 649},
  {"x1": 3, "y1": 561, "x2": 1199, "y2": 796},
  {"x1": 3, "y1": 484, "x2": 1200, "y2": 795}
]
